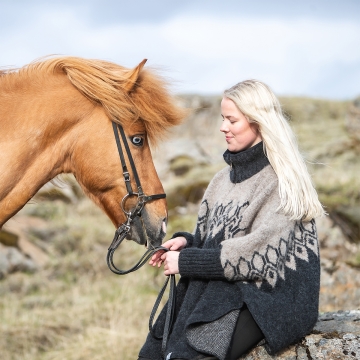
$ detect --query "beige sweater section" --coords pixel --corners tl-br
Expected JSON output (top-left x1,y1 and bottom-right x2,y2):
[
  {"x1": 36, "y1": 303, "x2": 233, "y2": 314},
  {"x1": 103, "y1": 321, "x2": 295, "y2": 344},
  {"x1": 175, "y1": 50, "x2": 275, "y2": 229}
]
[{"x1": 186, "y1": 163, "x2": 318, "y2": 288}]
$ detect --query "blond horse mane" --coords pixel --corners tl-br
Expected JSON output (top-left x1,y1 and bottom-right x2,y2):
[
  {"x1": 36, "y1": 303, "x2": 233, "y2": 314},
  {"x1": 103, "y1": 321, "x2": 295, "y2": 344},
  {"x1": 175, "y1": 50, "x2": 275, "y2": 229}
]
[{"x1": 1, "y1": 56, "x2": 187, "y2": 144}]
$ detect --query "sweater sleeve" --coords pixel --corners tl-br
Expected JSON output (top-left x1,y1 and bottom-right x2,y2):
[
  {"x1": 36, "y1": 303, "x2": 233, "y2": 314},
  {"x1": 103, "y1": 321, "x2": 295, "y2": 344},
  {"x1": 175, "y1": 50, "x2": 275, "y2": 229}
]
[{"x1": 179, "y1": 248, "x2": 224, "y2": 279}]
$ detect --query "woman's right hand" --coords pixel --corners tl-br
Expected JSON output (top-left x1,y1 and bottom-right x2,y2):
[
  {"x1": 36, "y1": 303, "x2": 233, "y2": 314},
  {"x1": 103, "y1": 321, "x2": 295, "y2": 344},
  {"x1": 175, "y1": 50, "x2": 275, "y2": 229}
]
[{"x1": 149, "y1": 236, "x2": 187, "y2": 267}]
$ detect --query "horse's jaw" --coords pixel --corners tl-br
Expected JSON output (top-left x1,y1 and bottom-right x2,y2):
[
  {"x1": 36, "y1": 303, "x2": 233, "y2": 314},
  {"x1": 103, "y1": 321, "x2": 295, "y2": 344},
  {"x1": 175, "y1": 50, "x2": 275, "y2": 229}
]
[{"x1": 126, "y1": 209, "x2": 166, "y2": 248}]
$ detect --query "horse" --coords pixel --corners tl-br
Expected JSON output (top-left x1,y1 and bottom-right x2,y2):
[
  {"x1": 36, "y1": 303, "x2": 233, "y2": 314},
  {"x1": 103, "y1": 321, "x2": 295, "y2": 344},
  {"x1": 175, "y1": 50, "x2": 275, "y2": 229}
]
[{"x1": 0, "y1": 56, "x2": 187, "y2": 248}]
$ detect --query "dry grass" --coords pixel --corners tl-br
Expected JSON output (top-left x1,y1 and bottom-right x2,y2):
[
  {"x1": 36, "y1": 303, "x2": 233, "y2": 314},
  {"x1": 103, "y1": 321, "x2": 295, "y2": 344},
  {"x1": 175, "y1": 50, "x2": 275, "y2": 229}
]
[{"x1": 0, "y1": 197, "x2": 175, "y2": 360}]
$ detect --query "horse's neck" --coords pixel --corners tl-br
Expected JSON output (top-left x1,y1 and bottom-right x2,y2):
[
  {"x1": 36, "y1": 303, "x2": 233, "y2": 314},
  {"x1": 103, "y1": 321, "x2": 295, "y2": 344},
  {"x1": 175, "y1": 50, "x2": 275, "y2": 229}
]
[{"x1": 0, "y1": 79, "x2": 92, "y2": 227}]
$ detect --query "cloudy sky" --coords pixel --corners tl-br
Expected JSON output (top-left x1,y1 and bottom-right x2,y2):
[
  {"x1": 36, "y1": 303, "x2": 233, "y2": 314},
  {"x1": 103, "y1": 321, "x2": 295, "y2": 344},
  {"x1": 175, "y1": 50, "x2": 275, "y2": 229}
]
[{"x1": 1, "y1": 0, "x2": 359, "y2": 99}]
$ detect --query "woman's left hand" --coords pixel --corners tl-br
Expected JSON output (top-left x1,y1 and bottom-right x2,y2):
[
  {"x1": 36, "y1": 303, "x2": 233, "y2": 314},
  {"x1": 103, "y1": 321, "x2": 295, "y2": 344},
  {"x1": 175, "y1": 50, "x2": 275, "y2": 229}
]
[{"x1": 161, "y1": 251, "x2": 180, "y2": 275}]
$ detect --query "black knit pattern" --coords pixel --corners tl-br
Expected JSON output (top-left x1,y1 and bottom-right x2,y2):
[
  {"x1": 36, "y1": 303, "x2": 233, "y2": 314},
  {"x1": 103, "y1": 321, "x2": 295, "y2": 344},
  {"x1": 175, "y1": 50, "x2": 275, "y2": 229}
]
[
  {"x1": 223, "y1": 141, "x2": 269, "y2": 183},
  {"x1": 179, "y1": 248, "x2": 224, "y2": 279}
]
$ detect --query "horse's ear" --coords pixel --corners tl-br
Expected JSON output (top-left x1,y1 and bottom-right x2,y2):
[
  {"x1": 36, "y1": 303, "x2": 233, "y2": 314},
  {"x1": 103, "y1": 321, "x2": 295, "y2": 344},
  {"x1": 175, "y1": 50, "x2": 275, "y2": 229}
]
[{"x1": 124, "y1": 59, "x2": 147, "y2": 93}]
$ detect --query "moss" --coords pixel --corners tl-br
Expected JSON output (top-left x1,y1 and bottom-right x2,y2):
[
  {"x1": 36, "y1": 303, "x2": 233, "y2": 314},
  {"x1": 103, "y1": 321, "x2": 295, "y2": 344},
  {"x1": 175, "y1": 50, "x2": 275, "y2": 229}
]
[
  {"x1": 167, "y1": 213, "x2": 198, "y2": 234},
  {"x1": 165, "y1": 163, "x2": 222, "y2": 210},
  {"x1": 0, "y1": 230, "x2": 18, "y2": 247},
  {"x1": 22, "y1": 201, "x2": 66, "y2": 220}
]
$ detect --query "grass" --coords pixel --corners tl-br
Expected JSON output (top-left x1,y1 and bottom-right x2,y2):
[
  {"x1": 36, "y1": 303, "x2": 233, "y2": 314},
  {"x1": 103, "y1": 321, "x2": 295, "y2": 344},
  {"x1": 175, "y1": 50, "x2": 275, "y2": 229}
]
[{"x1": 0, "y1": 196, "x2": 173, "y2": 360}]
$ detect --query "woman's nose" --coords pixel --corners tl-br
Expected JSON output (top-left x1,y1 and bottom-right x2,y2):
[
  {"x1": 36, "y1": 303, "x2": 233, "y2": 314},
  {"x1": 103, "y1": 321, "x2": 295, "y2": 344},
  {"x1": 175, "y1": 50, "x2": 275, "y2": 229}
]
[{"x1": 220, "y1": 121, "x2": 228, "y2": 133}]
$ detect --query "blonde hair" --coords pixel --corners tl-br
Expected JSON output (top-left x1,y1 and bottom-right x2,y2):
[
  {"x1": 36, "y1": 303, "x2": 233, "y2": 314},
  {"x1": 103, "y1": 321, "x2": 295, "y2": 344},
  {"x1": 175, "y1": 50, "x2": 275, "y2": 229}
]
[{"x1": 224, "y1": 79, "x2": 325, "y2": 221}]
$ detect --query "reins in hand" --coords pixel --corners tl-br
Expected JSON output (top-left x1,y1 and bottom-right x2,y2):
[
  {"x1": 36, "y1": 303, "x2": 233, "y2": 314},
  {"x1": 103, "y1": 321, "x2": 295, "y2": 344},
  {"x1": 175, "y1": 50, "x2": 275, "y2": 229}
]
[
  {"x1": 106, "y1": 225, "x2": 176, "y2": 357},
  {"x1": 106, "y1": 121, "x2": 176, "y2": 356}
]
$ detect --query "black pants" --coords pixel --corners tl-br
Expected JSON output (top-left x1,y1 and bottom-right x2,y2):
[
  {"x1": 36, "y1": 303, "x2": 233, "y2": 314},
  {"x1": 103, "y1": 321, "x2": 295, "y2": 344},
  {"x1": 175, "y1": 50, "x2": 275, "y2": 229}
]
[
  {"x1": 226, "y1": 305, "x2": 264, "y2": 360},
  {"x1": 138, "y1": 306, "x2": 264, "y2": 360}
]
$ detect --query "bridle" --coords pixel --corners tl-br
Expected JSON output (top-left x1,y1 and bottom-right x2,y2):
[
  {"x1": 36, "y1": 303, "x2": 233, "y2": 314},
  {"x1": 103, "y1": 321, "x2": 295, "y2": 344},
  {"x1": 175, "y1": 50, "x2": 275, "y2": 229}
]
[
  {"x1": 107, "y1": 121, "x2": 176, "y2": 357},
  {"x1": 107, "y1": 121, "x2": 166, "y2": 260}
]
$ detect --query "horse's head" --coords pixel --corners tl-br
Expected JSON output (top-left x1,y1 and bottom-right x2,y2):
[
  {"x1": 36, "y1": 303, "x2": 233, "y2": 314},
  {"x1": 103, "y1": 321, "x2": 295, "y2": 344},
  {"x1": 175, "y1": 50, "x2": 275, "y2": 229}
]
[
  {"x1": 70, "y1": 114, "x2": 167, "y2": 247},
  {"x1": 58, "y1": 58, "x2": 186, "y2": 248}
]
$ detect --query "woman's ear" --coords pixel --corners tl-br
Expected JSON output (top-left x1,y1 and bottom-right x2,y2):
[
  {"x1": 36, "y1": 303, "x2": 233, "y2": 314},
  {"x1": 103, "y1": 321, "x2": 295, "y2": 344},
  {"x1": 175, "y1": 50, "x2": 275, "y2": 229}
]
[{"x1": 250, "y1": 122, "x2": 262, "y2": 137}]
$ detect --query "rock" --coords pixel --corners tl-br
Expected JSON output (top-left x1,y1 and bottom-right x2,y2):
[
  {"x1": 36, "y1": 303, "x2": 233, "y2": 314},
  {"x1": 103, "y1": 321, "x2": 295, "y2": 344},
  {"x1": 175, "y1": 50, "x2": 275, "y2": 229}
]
[
  {"x1": 330, "y1": 207, "x2": 360, "y2": 245},
  {"x1": 0, "y1": 245, "x2": 10, "y2": 279},
  {"x1": 314, "y1": 310, "x2": 360, "y2": 334},
  {"x1": 2, "y1": 219, "x2": 49, "y2": 267},
  {"x1": 0, "y1": 216, "x2": 50, "y2": 278},
  {"x1": 240, "y1": 311, "x2": 360, "y2": 359},
  {"x1": 321, "y1": 261, "x2": 360, "y2": 312},
  {"x1": 0, "y1": 229, "x2": 18, "y2": 247},
  {"x1": 317, "y1": 215, "x2": 358, "y2": 263},
  {"x1": 169, "y1": 155, "x2": 204, "y2": 176},
  {"x1": 34, "y1": 174, "x2": 84, "y2": 203},
  {"x1": 165, "y1": 163, "x2": 223, "y2": 210},
  {"x1": 0, "y1": 243, "x2": 37, "y2": 277},
  {"x1": 17, "y1": 237, "x2": 49, "y2": 267}
]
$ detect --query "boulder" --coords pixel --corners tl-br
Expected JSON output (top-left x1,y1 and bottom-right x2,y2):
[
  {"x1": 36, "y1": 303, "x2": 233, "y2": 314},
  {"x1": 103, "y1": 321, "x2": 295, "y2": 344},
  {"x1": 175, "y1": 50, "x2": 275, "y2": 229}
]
[
  {"x1": 34, "y1": 174, "x2": 83, "y2": 203},
  {"x1": 0, "y1": 216, "x2": 49, "y2": 278},
  {"x1": 0, "y1": 243, "x2": 37, "y2": 278},
  {"x1": 241, "y1": 311, "x2": 360, "y2": 359}
]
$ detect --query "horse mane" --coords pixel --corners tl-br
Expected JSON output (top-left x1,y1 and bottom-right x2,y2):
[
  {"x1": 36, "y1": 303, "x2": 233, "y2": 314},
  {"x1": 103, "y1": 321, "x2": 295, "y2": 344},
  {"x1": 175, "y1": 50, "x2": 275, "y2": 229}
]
[{"x1": 1, "y1": 56, "x2": 188, "y2": 144}]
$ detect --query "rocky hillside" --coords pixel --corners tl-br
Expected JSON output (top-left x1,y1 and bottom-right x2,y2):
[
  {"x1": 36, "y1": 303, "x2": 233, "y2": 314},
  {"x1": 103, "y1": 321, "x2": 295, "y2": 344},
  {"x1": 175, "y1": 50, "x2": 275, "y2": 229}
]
[{"x1": 0, "y1": 95, "x2": 360, "y2": 359}]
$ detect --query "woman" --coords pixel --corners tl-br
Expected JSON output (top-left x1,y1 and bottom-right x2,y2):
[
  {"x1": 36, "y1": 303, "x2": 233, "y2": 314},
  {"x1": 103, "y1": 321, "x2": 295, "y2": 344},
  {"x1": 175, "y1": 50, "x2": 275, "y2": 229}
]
[{"x1": 138, "y1": 80, "x2": 324, "y2": 360}]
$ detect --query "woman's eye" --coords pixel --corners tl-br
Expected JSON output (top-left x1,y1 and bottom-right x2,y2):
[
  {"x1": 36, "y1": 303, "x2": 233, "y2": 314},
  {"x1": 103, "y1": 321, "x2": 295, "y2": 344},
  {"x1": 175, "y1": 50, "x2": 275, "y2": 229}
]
[{"x1": 131, "y1": 136, "x2": 144, "y2": 146}]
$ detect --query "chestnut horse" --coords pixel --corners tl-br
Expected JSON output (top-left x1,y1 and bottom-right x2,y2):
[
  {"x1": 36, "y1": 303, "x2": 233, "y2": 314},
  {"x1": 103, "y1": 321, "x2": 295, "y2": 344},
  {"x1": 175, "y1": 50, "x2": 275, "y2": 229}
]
[{"x1": 0, "y1": 56, "x2": 186, "y2": 247}]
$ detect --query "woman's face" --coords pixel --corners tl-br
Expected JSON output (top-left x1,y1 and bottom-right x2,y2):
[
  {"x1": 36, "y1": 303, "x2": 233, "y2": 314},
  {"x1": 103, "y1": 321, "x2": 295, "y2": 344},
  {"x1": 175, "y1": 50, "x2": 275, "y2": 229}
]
[{"x1": 220, "y1": 97, "x2": 262, "y2": 152}]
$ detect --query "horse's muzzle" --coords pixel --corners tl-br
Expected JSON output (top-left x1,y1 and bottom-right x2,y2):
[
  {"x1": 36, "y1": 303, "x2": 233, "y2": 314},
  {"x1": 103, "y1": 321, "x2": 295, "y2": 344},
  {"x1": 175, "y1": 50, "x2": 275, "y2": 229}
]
[{"x1": 126, "y1": 209, "x2": 166, "y2": 248}]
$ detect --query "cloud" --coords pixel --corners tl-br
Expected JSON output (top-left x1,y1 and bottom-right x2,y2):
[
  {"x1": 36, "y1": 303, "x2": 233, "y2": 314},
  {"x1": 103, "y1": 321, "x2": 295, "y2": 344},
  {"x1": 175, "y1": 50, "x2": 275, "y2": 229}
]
[{"x1": 1, "y1": 7, "x2": 359, "y2": 98}]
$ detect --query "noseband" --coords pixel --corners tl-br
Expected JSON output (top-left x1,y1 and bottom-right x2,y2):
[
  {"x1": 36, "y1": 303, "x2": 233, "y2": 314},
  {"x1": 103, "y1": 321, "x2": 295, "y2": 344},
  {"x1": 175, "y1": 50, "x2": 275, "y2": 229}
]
[{"x1": 107, "y1": 121, "x2": 175, "y2": 357}]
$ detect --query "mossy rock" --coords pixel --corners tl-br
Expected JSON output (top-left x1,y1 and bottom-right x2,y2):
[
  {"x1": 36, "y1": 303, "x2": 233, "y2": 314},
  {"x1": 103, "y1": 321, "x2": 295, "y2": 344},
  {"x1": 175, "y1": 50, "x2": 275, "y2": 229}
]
[
  {"x1": 0, "y1": 230, "x2": 18, "y2": 247},
  {"x1": 330, "y1": 206, "x2": 360, "y2": 244},
  {"x1": 169, "y1": 155, "x2": 198, "y2": 176},
  {"x1": 165, "y1": 163, "x2": 223, "y2": 210}
]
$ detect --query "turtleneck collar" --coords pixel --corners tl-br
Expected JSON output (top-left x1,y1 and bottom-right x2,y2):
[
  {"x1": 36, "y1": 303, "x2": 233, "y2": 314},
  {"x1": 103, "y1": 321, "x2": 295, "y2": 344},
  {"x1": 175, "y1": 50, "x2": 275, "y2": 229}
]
[{"x1": 223, "y1": 142, "x2": 270, "y2": 183}]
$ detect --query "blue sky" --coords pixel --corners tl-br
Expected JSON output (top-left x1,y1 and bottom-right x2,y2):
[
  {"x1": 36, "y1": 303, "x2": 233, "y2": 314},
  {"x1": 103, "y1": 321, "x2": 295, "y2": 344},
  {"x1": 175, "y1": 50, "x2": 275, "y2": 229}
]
[{"x1": 1, "y1": 0, "x2": 359, "y2": 99}]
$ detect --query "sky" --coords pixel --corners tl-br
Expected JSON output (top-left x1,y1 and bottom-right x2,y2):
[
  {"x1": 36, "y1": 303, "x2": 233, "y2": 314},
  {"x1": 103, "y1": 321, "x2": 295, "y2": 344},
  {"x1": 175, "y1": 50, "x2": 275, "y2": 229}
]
[{"x1": 1, "y1": 0, "x2": 360, "y2": 99}]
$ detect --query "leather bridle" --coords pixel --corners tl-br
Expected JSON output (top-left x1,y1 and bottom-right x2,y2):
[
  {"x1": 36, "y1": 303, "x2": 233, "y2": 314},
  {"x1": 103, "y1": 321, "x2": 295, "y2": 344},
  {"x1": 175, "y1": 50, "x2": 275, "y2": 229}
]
[
  {"x1": 107, "y1": 121, "x2": 166, "y2": 260},
  {"x1": 106, "y1": 121, "x2": 175, "y2": 357}
]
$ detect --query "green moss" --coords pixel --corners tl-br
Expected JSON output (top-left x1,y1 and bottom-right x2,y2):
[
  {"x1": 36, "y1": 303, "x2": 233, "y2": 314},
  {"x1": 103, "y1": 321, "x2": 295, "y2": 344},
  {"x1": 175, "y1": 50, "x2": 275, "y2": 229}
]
[
  {"x1": 167, "y1": 213, "x2": 198, "y2": 234},
  {"x1": 22, "y1": 201, "x2": 66, "y2": 220}
]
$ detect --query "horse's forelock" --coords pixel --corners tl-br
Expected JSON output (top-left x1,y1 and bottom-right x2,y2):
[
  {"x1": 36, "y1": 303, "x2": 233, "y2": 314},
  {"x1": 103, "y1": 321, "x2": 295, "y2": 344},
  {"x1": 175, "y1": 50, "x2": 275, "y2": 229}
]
[
  {"x1": 129, "y1": 69, "x2": 188, "y2": 145},
  {"x1": 1, "y1": 57, "x2": 188, "y2": 144}
]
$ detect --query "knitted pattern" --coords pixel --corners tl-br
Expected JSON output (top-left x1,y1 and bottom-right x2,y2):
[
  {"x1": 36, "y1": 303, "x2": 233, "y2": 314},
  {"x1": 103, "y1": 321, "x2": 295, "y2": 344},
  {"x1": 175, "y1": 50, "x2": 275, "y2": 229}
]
[{"x1": 139, "y1": 143, "x2": 320, "y2": 360}]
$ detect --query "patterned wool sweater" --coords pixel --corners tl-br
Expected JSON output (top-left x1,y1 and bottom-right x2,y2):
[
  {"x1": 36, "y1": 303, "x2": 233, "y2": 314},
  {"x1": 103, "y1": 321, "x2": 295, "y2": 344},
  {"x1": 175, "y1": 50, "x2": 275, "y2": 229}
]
[{"x1": 139, "y1": 142, "x2": 320, "y2": 360}]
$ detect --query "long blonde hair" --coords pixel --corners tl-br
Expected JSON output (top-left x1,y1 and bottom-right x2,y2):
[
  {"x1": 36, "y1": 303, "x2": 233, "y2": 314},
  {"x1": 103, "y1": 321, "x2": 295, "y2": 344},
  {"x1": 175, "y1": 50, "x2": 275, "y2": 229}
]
[{"x1": 224, "y1": 80, "x2": 325, "y2": 221}]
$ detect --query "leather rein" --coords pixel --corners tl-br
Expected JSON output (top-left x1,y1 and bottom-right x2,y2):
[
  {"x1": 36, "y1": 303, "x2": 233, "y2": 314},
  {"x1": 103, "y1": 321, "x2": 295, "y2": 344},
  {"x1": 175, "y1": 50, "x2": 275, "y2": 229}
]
[{"x1": 107, "y1": 122, "x2": 176, "y2": 356}]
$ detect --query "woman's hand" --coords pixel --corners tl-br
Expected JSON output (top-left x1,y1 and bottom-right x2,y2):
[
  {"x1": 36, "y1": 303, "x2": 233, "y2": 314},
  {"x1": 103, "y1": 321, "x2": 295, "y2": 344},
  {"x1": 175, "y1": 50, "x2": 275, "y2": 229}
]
[
  {"x1": 149, "y1": 236, "x2": 187, "y2": 268},
  {"x1": 162, "y1": 251, "x2": 180, "y2": 275}
]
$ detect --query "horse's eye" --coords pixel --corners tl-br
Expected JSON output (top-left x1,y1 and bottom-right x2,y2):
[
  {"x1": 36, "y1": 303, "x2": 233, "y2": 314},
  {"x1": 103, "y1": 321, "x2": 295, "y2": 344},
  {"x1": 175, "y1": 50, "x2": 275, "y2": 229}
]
[{"x1": 131, "y1": 136, "x2": 144, "y2": 146}]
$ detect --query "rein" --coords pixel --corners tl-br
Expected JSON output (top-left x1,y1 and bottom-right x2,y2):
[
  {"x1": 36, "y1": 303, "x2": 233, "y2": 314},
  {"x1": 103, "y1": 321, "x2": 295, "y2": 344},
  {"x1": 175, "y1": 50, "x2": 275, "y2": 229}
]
[{"x1": 107, "y1": 122, "x2": 175, "y2": 356}]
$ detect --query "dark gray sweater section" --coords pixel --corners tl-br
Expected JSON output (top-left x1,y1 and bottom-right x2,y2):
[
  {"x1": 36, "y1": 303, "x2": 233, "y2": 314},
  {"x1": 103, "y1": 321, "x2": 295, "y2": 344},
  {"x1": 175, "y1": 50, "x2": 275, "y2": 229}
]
[
  {"x1": 223, "y1": 141, "x2": 270, "y2": 183},
  {"x1": 139, "y1": 143, "x2": 320, "y2": 360}
]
